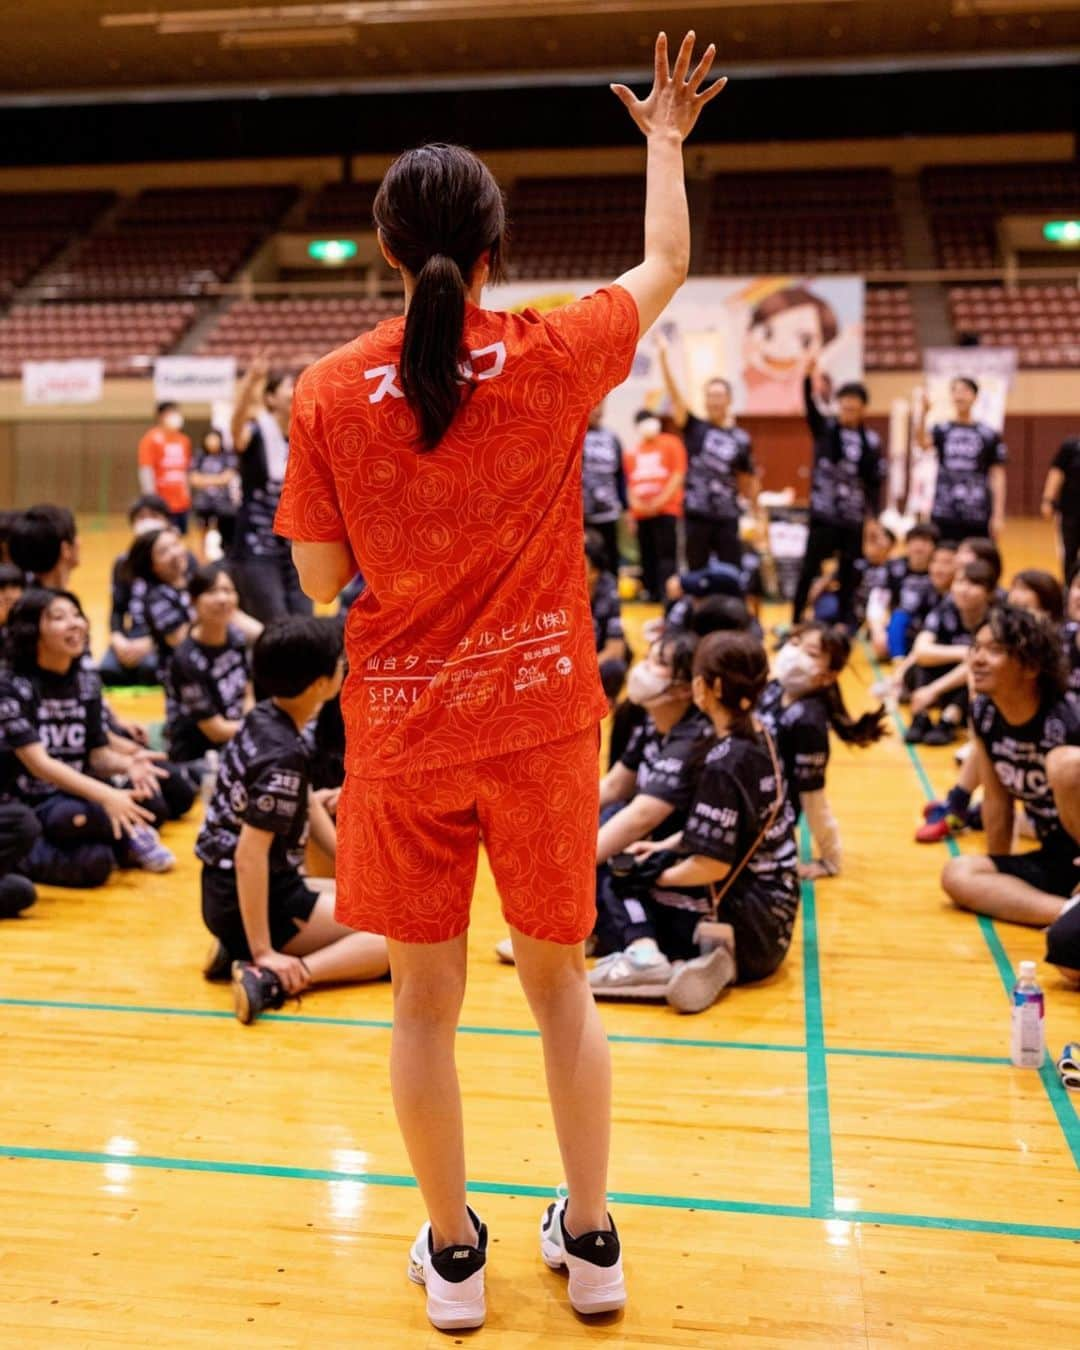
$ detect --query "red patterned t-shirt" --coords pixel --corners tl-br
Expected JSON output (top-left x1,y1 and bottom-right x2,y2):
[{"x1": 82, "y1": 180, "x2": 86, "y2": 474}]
[{"x1": 275, "y1": 284, "x2": 640, "y2": 779}]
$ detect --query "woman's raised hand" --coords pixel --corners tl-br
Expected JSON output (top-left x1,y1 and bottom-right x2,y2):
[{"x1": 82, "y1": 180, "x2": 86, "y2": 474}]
[{"x1": 611, "y1": 31, "x2": 726, "y2": 142}]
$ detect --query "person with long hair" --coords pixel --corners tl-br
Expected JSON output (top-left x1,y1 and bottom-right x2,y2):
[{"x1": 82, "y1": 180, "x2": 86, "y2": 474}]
[
  {"x1": 0, "y1": 589, "x2": 176, "y2": 884},
  {"x1": 942, "y1": 604, "x2": 1080, "y2": 927},
  {"x1": 228, "y1": 358, "x2": 313, "y2": 624},
  {"x1": 616, "y1": 630, "x2": 800, "y2": 1012},
  {"x1": 758, "y1": 623, "x2": 886, "y2": 879},
  {"x1": 273, "y1": 32, "x2": 726, "y2": 1330}
]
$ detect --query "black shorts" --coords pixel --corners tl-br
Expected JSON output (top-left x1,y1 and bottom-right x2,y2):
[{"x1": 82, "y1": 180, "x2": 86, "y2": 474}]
[
  {"x1": 1045, "y1": 899, "x2": 1080, "y2": 969},
  {"x1": 931, "y1": 516, "x2": 990, "y2": 545},
  {"x1": 989, "y1": 834, "x2": 1080, "y2": 899},
  {"x1": 201, "y1": 865, "x2": 318, "y2": 961}
]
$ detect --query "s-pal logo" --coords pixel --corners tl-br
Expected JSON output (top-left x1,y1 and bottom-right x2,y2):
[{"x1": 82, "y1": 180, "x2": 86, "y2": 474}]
[{"x1": 365, "y1": 343, "x2": 507, "y2": 404}]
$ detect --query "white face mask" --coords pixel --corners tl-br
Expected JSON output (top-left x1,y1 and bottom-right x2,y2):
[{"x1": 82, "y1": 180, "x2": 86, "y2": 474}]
[
  {"x1": 774, "y1": 643, "x2": 821, "y2": 695},
  {"x1": 637, "y1": 417, "x2": 662, "y2": 440},
  {"x1": 163, "y1": 410, "x2": 184, "y2": 432},
  {"x1": 626, "y1": 661, "x2": 673, "y2": 707},
  {"x1": 133, "y1": 516, "x2": 166, "y2": 537}
]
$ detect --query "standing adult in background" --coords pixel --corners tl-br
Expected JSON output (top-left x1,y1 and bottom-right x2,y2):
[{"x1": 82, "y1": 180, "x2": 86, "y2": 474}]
[
  {"x1": 581, "y1": 403, "x2": 626, "y2": 577},
  {"x1": 919, "y1": 376, "x2": 1006, "y2": 544},
  {"x1": 228, "y1": 356, "x2": 312, "y2": 625},
  {"x1": 274, "y1": 32, "x2": 726, "y2": 1331},
  {"x1": 624, "y1": 409, "x2": 686, "y2": 601},
  {"x1": 656, "y1": 336, "x2": 757, "y2": 568},
  {"x1": 138, "y1": 402, "x2": 192, "y2": 535},
  {"x1": 791, "y1": 363, "x2": 883, "y2": 625},
  {"x1": 1041, "y1": 432, "x2": 1080, "y2": 581}
]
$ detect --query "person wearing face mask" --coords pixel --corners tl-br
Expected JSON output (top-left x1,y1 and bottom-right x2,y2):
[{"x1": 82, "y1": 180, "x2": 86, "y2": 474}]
[
  {"x1": 138, "y1": 402, "x2": 193, "y2": 535},
  {"x1": 656, "y1": 336, "x2": 757, "y2": 570},
  {"x1": 602, "y1": 630, "x2": 800, "y2": 1013},
  {"x1": 623, "y1": 408, "x2": 686, "y2": 601},
  {"x1": 589, "y1": 633, "x2": 713, "y2": 968},
  {"x1": 758, "y1": 624, "x2": 886, "y2": 880},
  {"x1": 229, "y1": 354, "x2": 313, "y2": 626}
]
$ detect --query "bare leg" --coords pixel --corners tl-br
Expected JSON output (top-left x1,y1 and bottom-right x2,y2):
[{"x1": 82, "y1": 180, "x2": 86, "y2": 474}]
[
  {"x1": 387, "y1": 933, "x2": 476, "y2": 1251},
  {"x1": 283, "y1": 890, "x2": 390, "y2": 984},
  {"x1": 510, "y1": 928, "x2": 612, "y2": 1236},
  {"x1": 942, "y1": 855, "x2": 1067, "y2": 927}
]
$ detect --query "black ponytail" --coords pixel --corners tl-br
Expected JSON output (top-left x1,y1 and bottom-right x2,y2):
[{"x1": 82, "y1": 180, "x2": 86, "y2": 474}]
[{"x1": 373, "y1": 143, "x2": 506, "y2": 452}]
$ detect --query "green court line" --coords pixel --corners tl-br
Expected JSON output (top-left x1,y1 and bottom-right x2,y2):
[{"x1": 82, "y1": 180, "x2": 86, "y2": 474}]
[
  {"x1": 3, "y1": 1143, "x2": 1078, "y2": 1243},
  {"x1": 861, "y1": 640, "x2": 1080, "y2": 1171},
  {"x1": 0, "y1": 995, "x2": 1012, "y2": 1066},
  {"x1": 798, "y1": 819, "x2": 835, "y2": 1215}
]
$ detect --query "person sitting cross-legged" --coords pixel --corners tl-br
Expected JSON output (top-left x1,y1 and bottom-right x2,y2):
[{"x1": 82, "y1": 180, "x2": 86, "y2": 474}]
[{"x1": 942, "y1": 604, "x2": 1080, "y2": 929}]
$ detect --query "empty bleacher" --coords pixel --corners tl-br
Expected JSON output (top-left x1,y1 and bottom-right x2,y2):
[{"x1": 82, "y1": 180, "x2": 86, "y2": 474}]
[
  {"x1": 0, "y1": 190, "x2": 115, "y2": 301},
  {"x1": 198, "y1": 296, "x2": 400, "y2": 369},
  {"x1": 0, "y1": 302, "x2": 196, "y2": 377},
  {"x1": 947, "y1": 284, "x2": 1080, "y2": 368},
  {"x1": 303, "y1": 182, "x2": 381, "y2": 230},
  {"x1": 864, "y1": 286, "x2": 920, "y2": 371}
]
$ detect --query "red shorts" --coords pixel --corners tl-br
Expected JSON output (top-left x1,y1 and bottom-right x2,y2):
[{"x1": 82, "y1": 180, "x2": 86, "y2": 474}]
[{"x1": 334, "y1": 726, "x2": 601, "y2": 945}]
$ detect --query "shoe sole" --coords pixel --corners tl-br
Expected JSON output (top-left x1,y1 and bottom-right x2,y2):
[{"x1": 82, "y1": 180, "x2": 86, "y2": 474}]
[
  {"x1": 232, "y1": 976, "x2": 255, "y2": 1025},
  {"x1": 666, "y1": 949, "x2": 735, "y2": 1014},
  {"x1": 588, "y1": 981, "x2": 671, "y2": 1000},
  {"x1": 407, "y1": 1252, "x2": 485, "y2": 1330}
]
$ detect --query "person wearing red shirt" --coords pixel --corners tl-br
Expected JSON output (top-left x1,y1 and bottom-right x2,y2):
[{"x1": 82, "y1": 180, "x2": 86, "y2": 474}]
[
  {"x1": 137, "y1": 402, "x2": 192, "y2": 534},
  {"x1": 275, "y1": 32, "x2": 725, "y2": 1332},
  {"x1": 624, "y1": 409, "x2": 687, "y2": 600}
]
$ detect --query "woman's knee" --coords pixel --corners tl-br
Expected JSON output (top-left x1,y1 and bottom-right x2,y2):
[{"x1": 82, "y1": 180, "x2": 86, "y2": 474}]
[{"x1": 390, "y1": 941, "x2": 467, "y2": 1024}]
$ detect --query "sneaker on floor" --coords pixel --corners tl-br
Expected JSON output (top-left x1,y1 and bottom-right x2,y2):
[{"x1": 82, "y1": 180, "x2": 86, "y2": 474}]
[
  {"x1": 202, "y1": 938, "x2": 233, "y2": 982},
  {"x1": 126, "y1": 824, "x2": 175, "y2": 873},
  {"x1": 922, "y1": 799, "x2": 947, "y2": 822},
  {"x1": 494, "y1": 936, "x2": 516, "y2": 965},
  {"x1": 665, "y1": 944, "x2": 737, "y2": 1014},
  {"x1": 407, "y1": 1207, "x2": 487, "y2": 1331},
  {"x1": 231, "y1": 962, "x2": 286, "y2": 1025},
  {"x1": 540, "y1": 1196, "x2": 626, "y2": 1315},
  {"x1": 0, "y1": 873, "x2": 36, "y2": 918},
  {"x1": 904, "y1": 713, "x2": 932, "y2": 744},
  {"x1": 922, "y1": 721, "x2": 957, "y2": 747},
  {"x1": 915, "y1": 814, "x2": 965, "y2": 844},
  {"x1": 588, "y1": 946, "x2": 673, "y2": 999}
]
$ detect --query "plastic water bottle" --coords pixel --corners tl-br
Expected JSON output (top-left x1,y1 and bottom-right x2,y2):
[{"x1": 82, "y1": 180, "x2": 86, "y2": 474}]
[
  {"x1": 200, "y1": 750, "x2": 220, "y2": 807},
  {"x1": 1010, "y1": 960, "x2": 1046, "y2": 1069}
]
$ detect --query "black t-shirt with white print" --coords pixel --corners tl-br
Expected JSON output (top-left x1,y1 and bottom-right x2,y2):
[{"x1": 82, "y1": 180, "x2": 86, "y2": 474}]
[
  {"x1": 972, "y1": 693, "x2": 1080, "y2": 843},
  {"x1": 165, "y1": 630, "x2": 249, "y2": 763},
  {"x1": 682, "y1": 415, "x2": 754, "y2": 524},
  {"x1": 143, "y1": 582, "x2": 192, "y2": 671},
  {"x1": 582, "y1": 427, "x2": 625, "y2": 524},
  {"x1": 195, "y1": 700, "x2": 310, "y2": 873},
  {"x1": 1062, "y1": 622, "x2": 1080, "y2": 704},
  {"x1": 930, "y1": 421, "x2": 1006, "y2": 526},
  {"x1": 231, "y1": 426, "x2": 288, "y2": 561},
  {"x1": 890, "y1": 562, "x2": 938, "y2": 628},
  {"x1": 756, "y1": 680, "x2": 830, "y2": 815},
  {"x1": 0, "y1": 663, "x2": 108, "y2": 802},
  {"x1": 591, "y1": 571, "x2": 625, "y2": 652},
  {"x1": 922, "y1": 596, "x2": 983, "y2": 650},
  {"x1": 1051, "y1": 438, "x2": 1080, "y2": 524},
  {"x1": 619, "y1": 706, "x2": 714, "y2": 836}
]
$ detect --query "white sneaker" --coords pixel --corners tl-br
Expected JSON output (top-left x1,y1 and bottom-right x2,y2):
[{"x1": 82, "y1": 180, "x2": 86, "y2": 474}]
[
  {"x1": 587, "y1": 946, "x2": 673, "y2": 999},
  {"x1": 494, "y1": 936, "x2": 516, "y2": 964},
  {"x1": 407, "y1": 1207, "x2": 487, "y2": 1331},
  {"x1": 665, "y1": 944, "x2": 737, "y2": 1014},
  {"x1": 540, "y1": 1196, "x2": 626, "y2": 1315}
]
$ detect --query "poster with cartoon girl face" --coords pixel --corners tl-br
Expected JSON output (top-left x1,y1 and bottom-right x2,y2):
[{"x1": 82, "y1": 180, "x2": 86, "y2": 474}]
[{"x1": 733, "y1": 277, "x2": 864, "y2": 414}]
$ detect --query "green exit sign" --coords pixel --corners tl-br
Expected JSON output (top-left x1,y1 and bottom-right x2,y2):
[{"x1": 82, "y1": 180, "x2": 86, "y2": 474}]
[
  {"x1": 308, "y1": 238, "x2": 359, "y2": 263},
  {"x1": 1043, "y1": 220, "x2": 1080, "y2": 245}
]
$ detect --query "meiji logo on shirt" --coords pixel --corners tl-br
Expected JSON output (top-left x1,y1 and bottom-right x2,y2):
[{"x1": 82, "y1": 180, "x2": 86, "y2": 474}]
[{"x1": 365, "y1": 342, "x2": 508, "y2": 404}]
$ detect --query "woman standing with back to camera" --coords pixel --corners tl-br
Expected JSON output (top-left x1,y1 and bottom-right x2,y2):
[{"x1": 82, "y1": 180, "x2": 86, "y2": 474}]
[{"x1": 275, "y1": 33, "x2": 725, "y2": 1331}]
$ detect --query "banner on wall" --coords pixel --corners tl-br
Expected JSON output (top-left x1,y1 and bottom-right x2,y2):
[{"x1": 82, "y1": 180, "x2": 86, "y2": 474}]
[
  {"x1": 485, "y1": 274, "x2": 865, "y2": 448},
  {"x1": 153, "y1": 355, "x2": 236, "y2": 404},
  {"x1": 21, "y1": 359, "x2": 104, "y2": 406},
  {"x1": 923, "y1": 346, "x2": 1017, "y2": 432}
]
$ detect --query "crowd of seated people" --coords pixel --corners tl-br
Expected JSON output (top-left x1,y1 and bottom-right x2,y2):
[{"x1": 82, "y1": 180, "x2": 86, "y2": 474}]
[{"x1": 1, "y1": 372, "x2": 1078, "y2": 1021}]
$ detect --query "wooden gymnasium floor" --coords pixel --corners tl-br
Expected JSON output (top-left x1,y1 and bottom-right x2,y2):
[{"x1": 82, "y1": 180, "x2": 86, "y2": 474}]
[{"x1": 2, "y1": 516, "x2": 1078, "y2": 1349}]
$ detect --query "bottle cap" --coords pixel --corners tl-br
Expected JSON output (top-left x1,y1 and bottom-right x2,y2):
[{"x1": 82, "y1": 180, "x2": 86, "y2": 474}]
[{"x1": 1019, "y1": 960, "x2": 1037, "y2": 976}]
